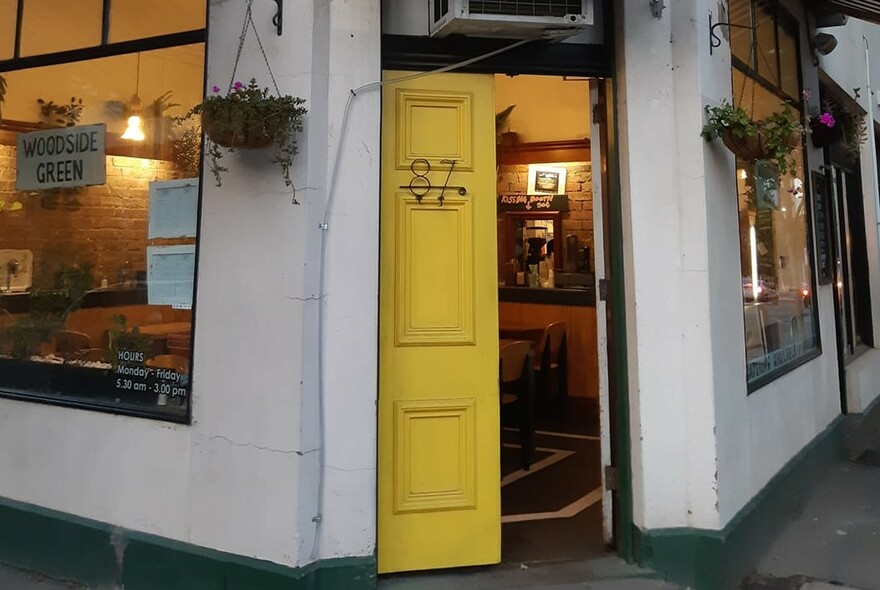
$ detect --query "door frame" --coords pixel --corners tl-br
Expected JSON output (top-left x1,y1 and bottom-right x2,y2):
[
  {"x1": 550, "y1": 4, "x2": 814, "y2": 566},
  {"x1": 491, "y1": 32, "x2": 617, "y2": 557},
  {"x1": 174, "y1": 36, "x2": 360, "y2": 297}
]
[{"x1": 375, "y1": 51, "x2": 634, "y2": 566}]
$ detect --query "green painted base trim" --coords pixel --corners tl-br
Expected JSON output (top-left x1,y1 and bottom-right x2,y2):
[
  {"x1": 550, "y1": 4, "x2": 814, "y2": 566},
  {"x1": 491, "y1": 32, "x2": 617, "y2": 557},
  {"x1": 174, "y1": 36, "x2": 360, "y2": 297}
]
[
  {"x1": 0, "y1": 496, "x2": 376, "y2": 590},
  {"x1": 634, "y1": 415, "x2": 846, "y2": 590}
]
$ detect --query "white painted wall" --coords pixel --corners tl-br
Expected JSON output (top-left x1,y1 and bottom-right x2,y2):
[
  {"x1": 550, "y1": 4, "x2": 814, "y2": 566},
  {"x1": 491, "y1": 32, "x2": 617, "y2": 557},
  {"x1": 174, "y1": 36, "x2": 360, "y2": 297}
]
[
  {"x1": 615, "y1": 0, "x2": 723, "y2": 531},
  {"x1": 0, "y1": 0, "x2": 381, "y2": 570},
  {"x1": 617, "y1": 0, "x2": 851, "y2": 532}
]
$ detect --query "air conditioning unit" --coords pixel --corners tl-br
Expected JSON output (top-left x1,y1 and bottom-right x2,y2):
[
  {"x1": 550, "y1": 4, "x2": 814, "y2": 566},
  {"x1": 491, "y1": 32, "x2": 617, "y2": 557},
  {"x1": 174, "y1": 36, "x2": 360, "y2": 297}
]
[{"x1": 429, "y1": 0, "x2": 594, "y2": 38}]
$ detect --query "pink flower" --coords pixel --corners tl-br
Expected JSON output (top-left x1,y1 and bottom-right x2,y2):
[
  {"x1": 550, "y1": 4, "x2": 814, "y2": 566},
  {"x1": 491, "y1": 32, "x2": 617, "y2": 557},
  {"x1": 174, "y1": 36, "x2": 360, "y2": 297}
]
[
  {"x1": 233, "y1": 81, "x2": 243, "y2": 90},
  {"x1": 818, "y1": 112, "x2": 836, "y2": 127},
  {"x1": 211, "y1": 85, "x2": 220, "y2": 93}
]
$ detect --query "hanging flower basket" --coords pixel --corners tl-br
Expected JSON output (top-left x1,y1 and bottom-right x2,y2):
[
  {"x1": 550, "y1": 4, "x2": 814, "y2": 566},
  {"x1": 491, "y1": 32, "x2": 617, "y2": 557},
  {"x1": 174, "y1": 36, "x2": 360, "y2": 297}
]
[
  {"x1": 702, "y1": 101, "x2": 803, "y2": 177},
  {"x1": 808, "y1": 114, "x2": 843, "y2": 148},
  {"x1": 201, "y1": 107, "x2": 275, "y2": 149},
  {"x1": 176, "y1": 0, "x2": 309, "y2": 200},
  {"x1": 721, "y1": 130, "x2": 764, "y2": 161},
  {"x1": 184, "y1": 80, "x2": 307, "y2": 190}
]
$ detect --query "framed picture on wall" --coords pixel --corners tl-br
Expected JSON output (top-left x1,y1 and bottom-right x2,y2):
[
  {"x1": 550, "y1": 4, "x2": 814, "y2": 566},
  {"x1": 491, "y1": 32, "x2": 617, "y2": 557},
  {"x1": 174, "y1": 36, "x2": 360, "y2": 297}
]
[{"x1": 527, "y1": 164, "x2": 567, "y2": 195}]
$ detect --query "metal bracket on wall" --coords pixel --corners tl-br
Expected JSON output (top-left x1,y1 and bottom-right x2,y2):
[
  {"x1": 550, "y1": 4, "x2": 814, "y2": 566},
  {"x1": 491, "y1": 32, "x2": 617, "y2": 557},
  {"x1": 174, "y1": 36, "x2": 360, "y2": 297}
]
[
  {"x1": 272, "y1": 0, "x2": 283, "y2": 36},
  {"x1": 709, "y1": 12, "x2": 755, "y2": 56}
]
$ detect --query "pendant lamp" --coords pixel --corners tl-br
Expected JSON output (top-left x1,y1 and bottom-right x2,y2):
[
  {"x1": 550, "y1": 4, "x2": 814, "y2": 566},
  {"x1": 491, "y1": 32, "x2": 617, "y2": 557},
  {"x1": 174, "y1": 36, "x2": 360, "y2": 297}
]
[{"x1": 121, "y1": 53, "x2": 145, "y2": 142}]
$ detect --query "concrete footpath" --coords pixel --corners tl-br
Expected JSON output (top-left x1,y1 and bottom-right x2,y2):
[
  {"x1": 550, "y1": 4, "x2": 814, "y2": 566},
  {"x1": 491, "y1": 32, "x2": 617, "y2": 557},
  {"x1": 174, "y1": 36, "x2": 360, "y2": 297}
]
[
  {"x1": 0, "y1": 564, "x2": 83, "y2": 590},
  {"x1": 743, "y1": 447, "x2": 880, "y2": 590}
]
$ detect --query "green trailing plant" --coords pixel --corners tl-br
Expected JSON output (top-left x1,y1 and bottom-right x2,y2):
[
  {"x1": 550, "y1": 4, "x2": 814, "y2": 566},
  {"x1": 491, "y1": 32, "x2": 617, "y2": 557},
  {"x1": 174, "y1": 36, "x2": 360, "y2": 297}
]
[
  {"x1": 183, "y1": 79, "x2": 307, "y2": 195},
  {"x1": 37, "y1": 96, "x2": 84, "y2": 128},
  {"x1": 171, "y1": 125, "x2": 203, "y2": 179},
  {"x1": 701, "y1": 100, "x2": 803, "y2": 177},
  {"x1": 105, "y1": 314, "x2": 152, "y2": 366},
  {"x1": 0, "y1": 264, "x2": 94, "y2": 359}
]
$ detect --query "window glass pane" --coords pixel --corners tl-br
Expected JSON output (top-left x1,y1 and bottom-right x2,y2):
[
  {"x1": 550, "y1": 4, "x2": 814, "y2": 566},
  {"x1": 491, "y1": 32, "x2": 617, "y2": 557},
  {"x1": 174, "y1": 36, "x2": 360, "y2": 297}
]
[
  {"x1": 110, "y1": 0, "x2": 206, "y2": 43},
  {"x1": 778, "y1": 25, "x2": 800, "y2": 99},
  {"x1": 0, "y1": 45, "x2": 204, "y2": 420},
  {"x1": 20, "y1": 0, "x2": 102, "y2": 56},
  {"x1": 733, "y1": 73, "x2": 818, "y2": 384},
  {"x1": 0, "y1": 0, "x2": 16, "y2": 61},
  {"x1": 729, "y1": 0, "x2": 754, "y2": 67},
  {"x1": 755, "y1": 1, "x2": 779, "y2": 87}
]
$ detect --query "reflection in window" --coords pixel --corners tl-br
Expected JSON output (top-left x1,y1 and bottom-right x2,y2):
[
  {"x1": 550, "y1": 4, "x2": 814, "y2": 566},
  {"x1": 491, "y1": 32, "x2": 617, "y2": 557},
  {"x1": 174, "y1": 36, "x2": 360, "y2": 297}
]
[
  {"x1": 733, "y1": 71, "x2": 818, "y2": 386},
  {"x1": 20, "y1": 0, "x2": 103, "y2": 56},
  {"x1": 755, "y1": 1, "x2": 779, "y2": 87},
  {"x1": 0, "y1": 44, "x2": 205, "y2": 421},
  {"x1": 0, "y1": 0, "x2": 15, "y2": 61},
  {"x1": 110, "y1": 0, "x2": 207, "y2": 43},
  {"x1": 729, "y1": 0, "x2": 754, "y2": 67},
  {"x1": 778, "y1": 24, "x2": 799, "y2": 99}
]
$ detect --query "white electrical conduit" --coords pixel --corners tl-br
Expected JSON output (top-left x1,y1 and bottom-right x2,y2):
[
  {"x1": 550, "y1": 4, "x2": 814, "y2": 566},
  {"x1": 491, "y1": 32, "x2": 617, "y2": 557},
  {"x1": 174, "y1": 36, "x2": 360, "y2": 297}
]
[{"x1": 311, "y1": 32, "x2": 565, "y2": 560}]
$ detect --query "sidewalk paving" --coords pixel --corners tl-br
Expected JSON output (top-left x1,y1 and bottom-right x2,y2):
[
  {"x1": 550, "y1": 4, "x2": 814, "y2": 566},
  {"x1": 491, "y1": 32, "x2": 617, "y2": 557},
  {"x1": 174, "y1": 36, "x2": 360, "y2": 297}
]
[
  {"x1": 377, "y1": 556, "x2": 683, "y2": 590},
  {"x1": 744, "y1": 447, "x2": 880, "y2": 590},
  {"x1": 0, "y1": 564, "x2": 83, "y2": 590}
]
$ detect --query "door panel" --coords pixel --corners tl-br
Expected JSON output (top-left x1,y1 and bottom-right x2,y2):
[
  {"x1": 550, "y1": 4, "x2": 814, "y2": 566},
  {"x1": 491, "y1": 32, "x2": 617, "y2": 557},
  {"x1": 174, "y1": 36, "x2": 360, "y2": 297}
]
[{"x1": 379, "y1": 71, "x2": 499, "y2": 574}]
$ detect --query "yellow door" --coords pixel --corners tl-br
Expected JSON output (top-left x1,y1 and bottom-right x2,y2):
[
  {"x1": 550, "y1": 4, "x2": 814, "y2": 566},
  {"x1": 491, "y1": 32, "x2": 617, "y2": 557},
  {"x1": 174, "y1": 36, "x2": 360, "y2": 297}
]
[{"x1": 378, "y1": 71, "x2": 500, "y2": 574}]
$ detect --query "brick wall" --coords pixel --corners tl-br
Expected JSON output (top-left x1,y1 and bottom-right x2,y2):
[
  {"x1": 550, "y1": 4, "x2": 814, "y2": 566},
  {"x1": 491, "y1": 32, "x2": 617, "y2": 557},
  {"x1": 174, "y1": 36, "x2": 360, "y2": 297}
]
[
  {"x1": 0, "y1": 145, "x2": 177, "y2": 288},
  {"x1": 497, "y1": 161, "x2": 594, "y2": 266}
]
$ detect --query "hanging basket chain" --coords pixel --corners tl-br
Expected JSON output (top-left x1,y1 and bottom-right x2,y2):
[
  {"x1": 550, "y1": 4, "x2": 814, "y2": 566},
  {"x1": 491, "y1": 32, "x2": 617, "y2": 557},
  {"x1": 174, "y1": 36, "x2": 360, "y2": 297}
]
[{"x1": 228, "y1": 0, "x2": 281, "y2": 97}]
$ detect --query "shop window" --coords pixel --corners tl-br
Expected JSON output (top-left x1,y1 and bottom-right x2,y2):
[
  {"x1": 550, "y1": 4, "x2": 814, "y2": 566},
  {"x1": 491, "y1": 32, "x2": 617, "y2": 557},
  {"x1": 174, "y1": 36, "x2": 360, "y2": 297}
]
[
  {"x1": 730, "y1": 13, "x2": 820, "y2": 389},
  {"x1": 110, "y1": 1, "x2": 207, "y2": 43},
  {"x1": 20, "y1": 0, "x2": 103, "y2": 57},
  {"x1": 0, "y1": 10, "x2": 206, "y2": 421}
]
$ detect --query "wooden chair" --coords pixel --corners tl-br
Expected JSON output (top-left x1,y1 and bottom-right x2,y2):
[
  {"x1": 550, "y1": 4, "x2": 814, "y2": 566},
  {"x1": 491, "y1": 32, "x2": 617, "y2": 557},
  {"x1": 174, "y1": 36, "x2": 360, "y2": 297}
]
[
  {"x1": 55, "y1": 330, "x2": 91, "y2": 356},
  {"x1": 499, "y1": 340, "x2": 535, "y2": 470},
  {"x1": 533, "y1": 321, "x2": 568, "y2": 416},
  {"x1": 166, "y1": 331, "x2": 192, "y2": 357}
]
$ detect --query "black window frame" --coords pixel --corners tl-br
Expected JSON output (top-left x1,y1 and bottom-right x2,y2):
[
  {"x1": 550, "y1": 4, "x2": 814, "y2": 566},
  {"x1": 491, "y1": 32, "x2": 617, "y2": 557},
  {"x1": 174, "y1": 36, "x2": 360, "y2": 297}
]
[{"x1": 728, "y1": 0, "x2": 823, "y2": 393}]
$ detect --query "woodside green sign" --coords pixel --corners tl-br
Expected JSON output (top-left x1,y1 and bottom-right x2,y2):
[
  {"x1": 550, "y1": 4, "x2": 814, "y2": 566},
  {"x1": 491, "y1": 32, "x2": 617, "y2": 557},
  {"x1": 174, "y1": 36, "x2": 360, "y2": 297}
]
[{"x1": 16, "y1": 124, "x2": 106, "y2": 191}]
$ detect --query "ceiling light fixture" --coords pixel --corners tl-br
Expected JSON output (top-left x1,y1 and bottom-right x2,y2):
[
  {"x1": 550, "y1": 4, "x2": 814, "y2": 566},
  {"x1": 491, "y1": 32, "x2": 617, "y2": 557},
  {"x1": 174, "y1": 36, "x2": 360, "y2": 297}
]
[{"x1": 121, "y1": 53, "x2": 145, "y2": 142}]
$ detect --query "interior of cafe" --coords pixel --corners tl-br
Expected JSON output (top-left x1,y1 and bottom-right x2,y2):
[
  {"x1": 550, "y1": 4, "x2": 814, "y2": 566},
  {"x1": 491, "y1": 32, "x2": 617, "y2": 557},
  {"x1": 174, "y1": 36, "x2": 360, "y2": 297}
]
[
  {"x1": 493, "y1": 74, "x2": 604, "y2": 562},
  {"x1": 0, "y1": 0, "x2": 205, "y2": 421}
]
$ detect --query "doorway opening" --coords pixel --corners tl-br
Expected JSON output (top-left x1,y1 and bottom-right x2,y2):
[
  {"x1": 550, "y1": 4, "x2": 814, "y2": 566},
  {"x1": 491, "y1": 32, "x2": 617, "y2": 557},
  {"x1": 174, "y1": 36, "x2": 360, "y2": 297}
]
[
  {"x1": 376, "y1": 69, "x2": 616, "y2": 576},
  {"x1": 495, "y1": 73, "x2": 607, "y2": 564}
]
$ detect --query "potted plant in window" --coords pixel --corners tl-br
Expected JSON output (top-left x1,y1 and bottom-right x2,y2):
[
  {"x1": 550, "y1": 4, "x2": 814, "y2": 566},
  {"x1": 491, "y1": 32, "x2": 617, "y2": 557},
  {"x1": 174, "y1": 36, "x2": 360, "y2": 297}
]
[
  {"x1": 37, "y1": 96, "x2": 84, "y2": 128},
  {"x1": 701, "y1": 100, "x2": 803, "y2": 177},
  {"x1": 185, "y1": 79, "x2": 307, "y2": 193}
]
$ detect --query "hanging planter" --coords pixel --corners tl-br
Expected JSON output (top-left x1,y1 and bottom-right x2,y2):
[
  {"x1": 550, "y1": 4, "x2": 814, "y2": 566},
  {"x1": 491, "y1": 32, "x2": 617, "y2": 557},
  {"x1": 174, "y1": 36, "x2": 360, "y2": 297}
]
[
  {"x1": 702, "y1": 101, "x2": 803, "y2": 177},
  {"x1": 201, "y1": 103, "x2": 275, "y2": 149},
  {"x1": 180, "y1": 0, "x2": 307, "y2": 200},
  {"x1": 808, "y1": 113, "x2": 843, "y2": 148}
]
